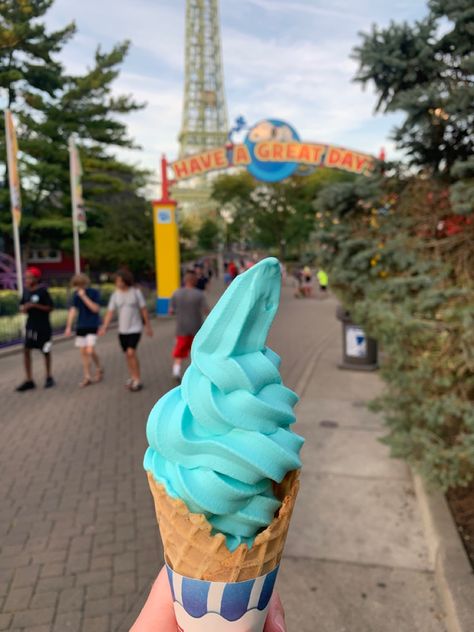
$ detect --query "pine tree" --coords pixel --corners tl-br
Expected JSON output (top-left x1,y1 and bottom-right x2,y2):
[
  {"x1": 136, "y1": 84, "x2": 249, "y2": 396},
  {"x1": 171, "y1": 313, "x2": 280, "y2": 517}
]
[
  {"x1": 18, "y1": 41, "x2": 145, "y2": 250},
  {"x1": 0, "y1": 1, "x2": 152, "y2": 273},
  {"x1": 313, "y1": 0, "x2": 474, "y2": 489},
  {"x1": 353, "y1": 0, "x2": 474, "y2": 174},
  {"x1": 314, "y1": 169, "x2": 474, "y2": 489},
  {"x1": 0, "y1": 0, "x2": 75, "y2": 107},
  {"x1": 0, "y1": 0, "x2": 74, "y2": 235}
]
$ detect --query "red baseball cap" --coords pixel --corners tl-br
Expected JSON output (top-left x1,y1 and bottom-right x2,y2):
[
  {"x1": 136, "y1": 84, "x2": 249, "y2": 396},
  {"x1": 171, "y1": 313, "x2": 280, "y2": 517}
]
[{"x1": 26, "y1": 266, "x2": 42, "y2": 279}]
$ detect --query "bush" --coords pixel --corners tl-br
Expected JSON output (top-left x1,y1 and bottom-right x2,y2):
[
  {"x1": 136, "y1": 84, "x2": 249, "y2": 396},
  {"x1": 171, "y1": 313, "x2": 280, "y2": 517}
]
[
  {"x1": 315, "y1": 175, "x2": 474, "y2": 490},
  {"x1": 0, "y1": 290, "x2": 19, "y2": 316}
]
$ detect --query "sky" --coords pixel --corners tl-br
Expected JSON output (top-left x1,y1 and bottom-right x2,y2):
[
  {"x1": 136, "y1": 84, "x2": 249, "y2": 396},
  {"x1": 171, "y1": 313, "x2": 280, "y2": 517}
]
[{"x1": 46, "y1": 0, "x2": 428, "y2": 192}]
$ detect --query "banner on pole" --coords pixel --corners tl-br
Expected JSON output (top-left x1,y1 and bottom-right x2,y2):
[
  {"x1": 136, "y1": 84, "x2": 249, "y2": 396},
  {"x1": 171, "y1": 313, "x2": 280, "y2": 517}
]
[
  {"x1": 69, "y1": 137, "x2": 87, "y2": 233},
  {"x1": 4, "y1": 109, "x2": 22, "y2": 226}
]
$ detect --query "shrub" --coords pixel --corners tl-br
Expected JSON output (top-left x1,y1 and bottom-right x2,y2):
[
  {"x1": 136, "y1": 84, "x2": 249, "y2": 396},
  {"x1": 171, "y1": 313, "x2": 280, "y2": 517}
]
[{"x1": 314, "y1": 175, "x2": 474, "y2": 490}]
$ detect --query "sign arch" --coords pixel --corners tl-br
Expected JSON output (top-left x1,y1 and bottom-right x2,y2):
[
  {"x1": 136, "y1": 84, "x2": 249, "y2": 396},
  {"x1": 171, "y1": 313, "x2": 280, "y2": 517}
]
[{"x1": 170, "y1": 118, "x2": 375, "y2": 183}]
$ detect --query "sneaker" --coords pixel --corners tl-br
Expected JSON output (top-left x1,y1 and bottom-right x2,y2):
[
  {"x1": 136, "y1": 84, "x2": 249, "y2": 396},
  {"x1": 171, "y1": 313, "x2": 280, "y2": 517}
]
[
  {"x1": 129, "y1": 380, "x2": 143, "y2": 392},
  {"x1": 124, "y1": 378, "x2": 133, "y2": 389},
  {"x1": 44, "y1": 377, "x2": 55, "y2": 388},
  {"x1": 16, "y1": 380, "x2": 36, "y2": 392}
]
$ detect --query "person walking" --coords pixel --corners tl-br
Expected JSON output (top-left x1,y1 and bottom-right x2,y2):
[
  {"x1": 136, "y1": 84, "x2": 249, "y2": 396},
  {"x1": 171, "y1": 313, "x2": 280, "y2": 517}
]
[
  {"x1": 65, "y1": 274, "x2": 103, "y2": 387},
  {"x1": 99, "y1": 269, "x2": 153, "y2": 392},
  {"x1": 317, "y1": 268, "x2": 329, "y2": 298},
  {"x1": 302, "y1": 265, "x2": 313, "y2": 298},
  {"x1": 169, "y1": 269, "x2": 209, "y2": 381},
  {"x1": 15, "y1": 267, "x2": 55, "y2": 391},
  {"x1": 228, "y1": 260, "x2": 238, "y2": 281},
  {"x1": 194, "y1": 263, "x2": 209, "y2": 291}
]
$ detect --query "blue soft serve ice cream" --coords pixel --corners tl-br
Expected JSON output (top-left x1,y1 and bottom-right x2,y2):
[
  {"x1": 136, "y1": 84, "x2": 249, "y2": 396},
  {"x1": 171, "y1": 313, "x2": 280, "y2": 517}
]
[{"x1": 144, "y1": 257, "x2": 304, "y2": 551}]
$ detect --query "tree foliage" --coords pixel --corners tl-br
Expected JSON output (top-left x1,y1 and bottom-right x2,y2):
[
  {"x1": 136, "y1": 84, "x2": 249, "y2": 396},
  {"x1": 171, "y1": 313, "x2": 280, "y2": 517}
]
[
  {"x1": 315, "y1": 0, "x2": 474, "y2": 489},
  {"x1": 0, "y1": 0, "x2": 153, "y2": 275},
  {"x1": 314, "y1": 170, "x2": 473, "y2": 489},
  {"x1": 353, "y1": 0, "x2": 474, "y2": 175},
  {"x1": 211, "y1": 168, "x2": 353, "y2": 258},
  {"x1": 197, "y1": 217, "x2": 220, "y2": 252}
]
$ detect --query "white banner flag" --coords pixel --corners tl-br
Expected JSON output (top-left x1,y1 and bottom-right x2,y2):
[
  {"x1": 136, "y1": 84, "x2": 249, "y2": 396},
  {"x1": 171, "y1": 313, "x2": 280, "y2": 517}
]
[{"x1": 69, "y1": 136, "x2": 86, "y2": 233}]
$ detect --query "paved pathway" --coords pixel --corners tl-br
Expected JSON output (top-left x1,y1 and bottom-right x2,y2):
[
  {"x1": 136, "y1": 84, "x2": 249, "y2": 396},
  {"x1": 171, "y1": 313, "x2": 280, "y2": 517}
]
[
  {"x1": 0, "y1": 282, "x2": 327, "y2": 632},
  {"x1": 280, "y1": 298, "x2": 447, "y2": 631}
]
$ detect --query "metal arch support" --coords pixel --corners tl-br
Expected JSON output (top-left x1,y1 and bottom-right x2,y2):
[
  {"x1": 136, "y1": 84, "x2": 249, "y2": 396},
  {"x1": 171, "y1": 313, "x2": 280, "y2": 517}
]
[{"x1": 179, "y1": 0, "x2": 229, "y2": 158}]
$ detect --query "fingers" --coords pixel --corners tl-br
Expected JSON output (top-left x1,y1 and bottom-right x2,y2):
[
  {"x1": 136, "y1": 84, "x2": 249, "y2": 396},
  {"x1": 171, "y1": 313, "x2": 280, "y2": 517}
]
[
  {"x1": 130, "y1": 567, "x2": 176, "y2": 632},
  {"x1": 264, "y1": 591, "x2": 287, "y2": 632},
  {"x1": 130, "y1": 570, "x2": 286, "y2": 632}
]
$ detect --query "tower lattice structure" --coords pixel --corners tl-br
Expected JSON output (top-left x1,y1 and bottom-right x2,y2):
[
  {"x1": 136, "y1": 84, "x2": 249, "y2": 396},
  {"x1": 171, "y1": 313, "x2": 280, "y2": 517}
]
[{"x1": 179, "y1": 0, "x2": 228, "y2": 157}]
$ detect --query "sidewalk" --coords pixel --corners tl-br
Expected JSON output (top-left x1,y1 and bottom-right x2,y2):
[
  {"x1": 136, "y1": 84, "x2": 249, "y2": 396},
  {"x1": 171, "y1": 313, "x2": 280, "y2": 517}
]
[
  {"x1": 0, "y1": 283, "x2": 333, "y2": 631},
  {"x1": 0, "y1": 287, "x2": 448, "y2": 631},
  {"x1": 279, "y1": 297, "x2": 447, "y2": 631}
]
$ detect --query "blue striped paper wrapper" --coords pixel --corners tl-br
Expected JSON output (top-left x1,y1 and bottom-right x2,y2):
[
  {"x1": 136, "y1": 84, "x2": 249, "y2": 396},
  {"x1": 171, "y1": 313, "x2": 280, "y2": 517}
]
[{"x1": 166, "y1": 564, "x2": 279, "y2": 631}]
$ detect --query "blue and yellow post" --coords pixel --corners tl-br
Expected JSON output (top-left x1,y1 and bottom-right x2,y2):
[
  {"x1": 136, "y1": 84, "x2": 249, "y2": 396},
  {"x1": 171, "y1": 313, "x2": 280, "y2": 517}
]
[{"x1": 152, "y1": 156, "x2": 180, "y2": 315}]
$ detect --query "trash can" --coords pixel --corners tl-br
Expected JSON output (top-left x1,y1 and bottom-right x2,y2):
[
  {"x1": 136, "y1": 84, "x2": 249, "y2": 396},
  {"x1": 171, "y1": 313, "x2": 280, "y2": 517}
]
[{"x1": 336, "y1": 305, "x2": 378, "y2": 371}]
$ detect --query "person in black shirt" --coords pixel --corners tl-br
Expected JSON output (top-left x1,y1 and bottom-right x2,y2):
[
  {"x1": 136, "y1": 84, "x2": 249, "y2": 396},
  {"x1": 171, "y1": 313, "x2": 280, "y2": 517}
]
[
  {"x1": 16, "y1": 267, "x2": 55, "y2": 391},
  {"x1": 194, "y1": 263, "x2": 209, "y2": 291}
]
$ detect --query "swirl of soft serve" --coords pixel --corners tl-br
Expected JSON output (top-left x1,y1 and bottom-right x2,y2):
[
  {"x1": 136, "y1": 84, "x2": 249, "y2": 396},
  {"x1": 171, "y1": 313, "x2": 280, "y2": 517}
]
[{"x1": 144, "y1": 257, "x2": 304, "y2": 550}]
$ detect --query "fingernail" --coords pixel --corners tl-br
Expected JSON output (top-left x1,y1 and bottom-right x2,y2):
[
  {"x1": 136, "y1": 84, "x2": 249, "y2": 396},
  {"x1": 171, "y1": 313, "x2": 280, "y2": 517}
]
[{"x1": 273, "y1": 611, "x2": 287, "y2": 632}]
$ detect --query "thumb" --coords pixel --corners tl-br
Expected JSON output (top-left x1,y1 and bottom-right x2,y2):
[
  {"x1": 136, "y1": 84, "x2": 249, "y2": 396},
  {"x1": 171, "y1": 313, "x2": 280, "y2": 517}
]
[
  {"x1": 130, "y1": 566, "x2": 176, "y2": 631},
  {"x1": 264, "y1": 591, "x2": 287, "y2": 632}
]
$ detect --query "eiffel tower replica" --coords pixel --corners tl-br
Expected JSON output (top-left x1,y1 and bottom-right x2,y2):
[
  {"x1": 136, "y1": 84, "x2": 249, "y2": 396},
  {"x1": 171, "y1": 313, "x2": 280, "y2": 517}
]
[{"x1": 172, "y1": 0, "x2": 229, "y2": 214}]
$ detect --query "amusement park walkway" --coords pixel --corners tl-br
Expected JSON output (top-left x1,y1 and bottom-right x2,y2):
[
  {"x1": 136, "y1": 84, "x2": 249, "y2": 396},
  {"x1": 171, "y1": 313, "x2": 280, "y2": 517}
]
[{"x1": 0, "y1": 283, "x2": 446, "y2": 631}]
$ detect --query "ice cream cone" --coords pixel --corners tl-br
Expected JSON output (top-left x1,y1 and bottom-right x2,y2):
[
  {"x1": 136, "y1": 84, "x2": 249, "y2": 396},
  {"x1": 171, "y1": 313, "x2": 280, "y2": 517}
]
[{"x1": 146, "y1": 469, "x2": 300, "y2": 583}]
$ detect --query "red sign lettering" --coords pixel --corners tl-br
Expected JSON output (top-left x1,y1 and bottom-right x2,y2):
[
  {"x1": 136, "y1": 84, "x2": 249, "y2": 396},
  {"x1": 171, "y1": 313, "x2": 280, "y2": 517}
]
[{"x1": 233, "y1": 144, "x2": 251, "y2": 165}]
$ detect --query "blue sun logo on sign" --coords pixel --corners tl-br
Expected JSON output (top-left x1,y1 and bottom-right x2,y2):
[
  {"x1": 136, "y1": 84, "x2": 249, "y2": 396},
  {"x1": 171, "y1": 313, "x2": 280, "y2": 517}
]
[{"x1": 245, "y1": 119, "x2": 300, "y2": 182}]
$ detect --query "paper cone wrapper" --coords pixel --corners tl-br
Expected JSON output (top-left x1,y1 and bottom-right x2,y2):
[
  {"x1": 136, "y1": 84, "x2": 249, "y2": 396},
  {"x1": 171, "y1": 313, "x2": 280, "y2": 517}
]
[
  {"x1": 166, "y1": 563, "x2": 279, "y2": 632},
  {"x1": 146, "y1": 469, "x2": 299, "y2": 582}
]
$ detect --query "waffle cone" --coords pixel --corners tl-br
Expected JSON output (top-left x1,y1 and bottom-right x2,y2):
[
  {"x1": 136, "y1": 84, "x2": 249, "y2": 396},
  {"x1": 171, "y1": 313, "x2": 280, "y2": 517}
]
[{"x1": 146, "y1": 469, "x2": 299, "y2": 582}]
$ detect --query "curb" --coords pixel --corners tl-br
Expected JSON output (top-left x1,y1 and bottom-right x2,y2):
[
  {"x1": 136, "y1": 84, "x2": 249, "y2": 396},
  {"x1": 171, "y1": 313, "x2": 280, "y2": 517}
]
[{"x1": 413, "y1": 474, "x2": 474, "y2": 632}]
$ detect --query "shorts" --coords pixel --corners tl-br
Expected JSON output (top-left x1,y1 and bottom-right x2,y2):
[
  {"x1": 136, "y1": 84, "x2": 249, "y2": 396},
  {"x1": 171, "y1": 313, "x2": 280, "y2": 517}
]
[
  {"x1": 119, "y1": 332, "x2": 141, "y2": 352},
  {"x1": 173, "y1": 335, "x2": 194, "y2": 359},
  {"x1": 319, "y1": 285, "x2": 328, "y2": 291},
  {"x1": 75, "y1": 327, "x2": 98, "y2": 348},
  {"x1": 25, "y1": 329, "x2": 52, "y2": 354}
]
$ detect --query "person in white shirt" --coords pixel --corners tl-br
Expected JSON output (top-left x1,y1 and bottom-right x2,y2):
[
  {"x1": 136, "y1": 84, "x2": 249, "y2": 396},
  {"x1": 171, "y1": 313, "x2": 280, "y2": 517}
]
[{"x1": 99, "y1": 269, "x2": 153, "y2": 391}]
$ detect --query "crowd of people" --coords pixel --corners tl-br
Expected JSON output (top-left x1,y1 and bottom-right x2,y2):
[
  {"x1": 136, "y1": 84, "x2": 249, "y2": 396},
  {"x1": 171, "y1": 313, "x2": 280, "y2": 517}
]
[
  {"x1": 293, "y1": 265, "x2": 328, "y2": 299},
  {"x1": 14, "y1": 258, "x2": 328, "y2": 393},
  {"x1": 15, "y1": 267, "x2": 155, "y2": 393},
  {"x1": 14, "y1": 262, "x2": 212, "y2": 393}
]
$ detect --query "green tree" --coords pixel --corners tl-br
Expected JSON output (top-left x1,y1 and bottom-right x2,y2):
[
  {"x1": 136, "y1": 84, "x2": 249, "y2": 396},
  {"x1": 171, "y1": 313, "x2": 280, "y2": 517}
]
[
  {"x1": 312, "y1": 0, "x2": 474, "y2": 489},
  {"x1": 178, "y1": 215, "x2": 198, "y2": 261},
  {"x1": 0, "y1": 1, "x2": 151, "y2": 274},
  {"x1": 197, "y1": 217, "x2": 220, "y2": 252},
  {"x1": 211, "y1": 168, "x2": 353, "y2": 258},
  {"x1": 0, "y1": 0, "x2": 75, "y2": 107},
  {"x1": 0, "y1": 0, "x2": 74, "y2": 232},
  {"x1": 314, "y1": 171, "x2": 474, "y2": 489},
  {"x1": 17, "y1": 41, "x2": 144, "y2": 250},
  {"x1": 353, "y1": 0, "x2": 474, "y2": 175},
  {"x1": 211, "y1": 171, "x2": 255, "y2": 248}
]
